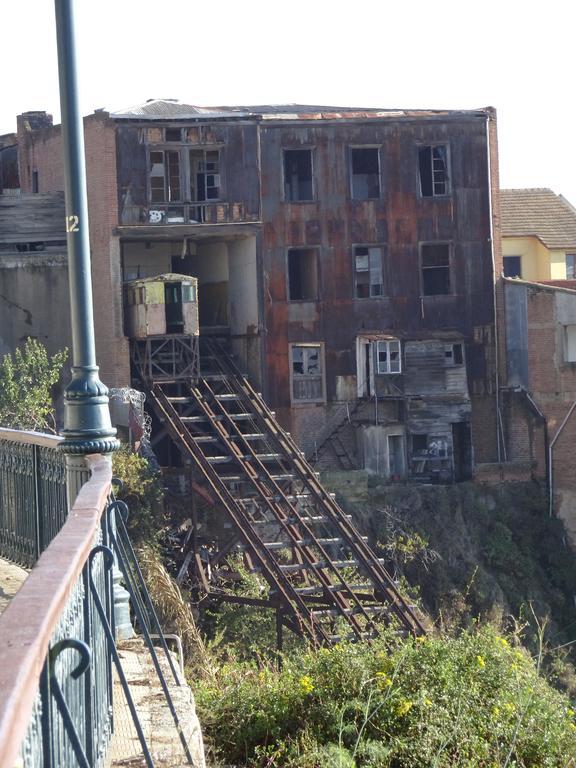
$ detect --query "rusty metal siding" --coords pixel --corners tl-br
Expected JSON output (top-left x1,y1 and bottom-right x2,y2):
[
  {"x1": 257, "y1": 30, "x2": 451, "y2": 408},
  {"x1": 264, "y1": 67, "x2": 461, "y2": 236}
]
[
  {"x1": 115, "y1": 121, "x2": 261, "y2": 224},
  {"x1": 259, "y1": 115, "x2": 495, "y2": 410}
]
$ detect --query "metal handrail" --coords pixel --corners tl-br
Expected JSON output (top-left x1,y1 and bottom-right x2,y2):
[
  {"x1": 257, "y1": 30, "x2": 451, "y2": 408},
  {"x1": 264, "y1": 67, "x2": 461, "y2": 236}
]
[
  {"x1": 0, "y1": 454, "x2": 112, "y2": 768},
  {"x1": 0, "y1": 426, "x2": 63, "y2": 448}
]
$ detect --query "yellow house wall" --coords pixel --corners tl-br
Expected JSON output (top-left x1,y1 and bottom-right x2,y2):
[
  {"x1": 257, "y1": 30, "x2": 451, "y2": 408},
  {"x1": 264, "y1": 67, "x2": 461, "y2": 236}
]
[
  {"x1": 502, "y1": 236, "x2": 551, "y2": 281},
  {"x1": 549, "y1": 249, "x2": 576, "y2": 280}
]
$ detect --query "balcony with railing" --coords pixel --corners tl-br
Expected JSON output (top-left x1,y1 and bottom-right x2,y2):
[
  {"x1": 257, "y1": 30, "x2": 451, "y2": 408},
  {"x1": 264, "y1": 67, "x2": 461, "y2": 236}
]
[{"x1": 0, "y1": 429, "x2": 202, "y2": 767}]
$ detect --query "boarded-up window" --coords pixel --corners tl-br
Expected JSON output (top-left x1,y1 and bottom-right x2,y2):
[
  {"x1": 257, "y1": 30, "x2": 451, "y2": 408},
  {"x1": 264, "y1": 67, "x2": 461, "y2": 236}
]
[
  {"x1": 565, "y1": 325, "x2": 576, "y2": 362},
  {"x1": 291, "y1": 344, "x2": 324, "y2": 402},
  {"x1": 421, "y1": 243, "x2": 451, "y2": 296},
  {"x1": 284, "y1": 149, "x2": 314, "y2": 201},
  {"x1": 376, "y1": 339, "x2": 401, "y2": 374},
  {"x1": 288, "y1": 248, "x2": 318, "y2": 300},
  {"x1": 419, "y1": 145, "x2": 449, "y2": 197},
  {"x1": 350, "y1": 147, "x2": 380, "y2": 199},
  {"x1": 354, "y1": 245, "x2": 383, "y2": 298}
]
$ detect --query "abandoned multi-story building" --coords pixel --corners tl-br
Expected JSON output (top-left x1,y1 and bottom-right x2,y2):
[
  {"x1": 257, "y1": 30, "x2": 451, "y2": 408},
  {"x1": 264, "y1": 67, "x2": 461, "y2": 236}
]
[{"x1": 8, "y1": 101, "x2": 502, "y2": 483}]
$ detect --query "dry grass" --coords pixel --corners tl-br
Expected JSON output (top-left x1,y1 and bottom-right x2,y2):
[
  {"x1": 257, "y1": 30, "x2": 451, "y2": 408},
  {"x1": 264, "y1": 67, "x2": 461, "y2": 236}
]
[{"x1": 136, "y1": 545, "x2": 217, "y2": 680}]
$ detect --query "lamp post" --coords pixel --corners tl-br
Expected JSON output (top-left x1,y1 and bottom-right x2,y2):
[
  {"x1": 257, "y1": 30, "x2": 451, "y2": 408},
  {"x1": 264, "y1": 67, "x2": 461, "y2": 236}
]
[
  {"x1": 54, "y1": 0, "x2": 133, "y2": 638},
  {"x1": 53, "y1": 0, "x2": 119, "y2": 502}
]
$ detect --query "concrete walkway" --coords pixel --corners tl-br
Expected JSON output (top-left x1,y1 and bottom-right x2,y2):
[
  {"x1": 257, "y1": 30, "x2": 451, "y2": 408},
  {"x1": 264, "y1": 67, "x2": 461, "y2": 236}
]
[
  {"x1": 0, "y1": 557, "x2": 28, "y2": 615},
  {"x1": 106, "y1": 638, "x2": 206, "y2": 768}
]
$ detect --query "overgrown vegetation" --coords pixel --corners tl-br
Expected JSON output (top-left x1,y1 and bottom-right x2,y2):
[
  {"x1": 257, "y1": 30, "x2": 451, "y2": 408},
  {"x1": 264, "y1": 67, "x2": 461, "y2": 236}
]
[
  {"x1": 357, "y1": 483, "x2": 576, "y2": 674},
  {"x1": 112, "y1": 445, "x2": 165, "y2": 544},
  {"x1": 196, "y1": 625, "x2": 576, "y2": 767},
  {"x1": 0, "y1": 338, "x2": 67, "y2": 432}
]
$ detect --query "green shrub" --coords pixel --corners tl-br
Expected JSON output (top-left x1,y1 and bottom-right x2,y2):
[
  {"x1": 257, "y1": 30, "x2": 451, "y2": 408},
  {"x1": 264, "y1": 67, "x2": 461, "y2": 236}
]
[
  {"x1": 196, "y1": 625, "x2": 576, "y2": 767},
  {"x1": 112, "y1": 446, "x2": 164, "y2": 544}
]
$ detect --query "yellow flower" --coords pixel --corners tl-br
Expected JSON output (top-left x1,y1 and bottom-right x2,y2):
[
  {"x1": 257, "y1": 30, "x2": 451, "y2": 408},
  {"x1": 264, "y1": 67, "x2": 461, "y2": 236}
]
[
  {"x1": 496, "y1": 636, "x2": 509, "y2": 648},
  {"x1": 476, "y1": 655, "x2": 486, "y2": 668},
  {"x1": 492, "y1": 706, "x2": 500, "y2": 717},
  {"x1": 299, "y1": 675, "x2": 314, "y2": 694},
  {"x1": 503, "y1": 702, "x2": 515, "y2": 713},
  {"x1": 396, "y1": 699, "x2": 413, "y2": 717},
  {"x1": 416, "y1": 635, "x2": 427, "y2": 643},
  {"x1": 424, "y1": 697, "x2": 433, "y2": 707},
  {"x1": 375, "y1": 672, "x2": 393, "y2": 689}
]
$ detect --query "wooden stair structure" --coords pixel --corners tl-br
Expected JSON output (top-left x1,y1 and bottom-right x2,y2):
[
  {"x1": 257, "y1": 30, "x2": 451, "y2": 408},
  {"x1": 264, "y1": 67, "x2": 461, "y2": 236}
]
[{"x1": 135, "y1": 337, "x2": 425, "y2": 645}]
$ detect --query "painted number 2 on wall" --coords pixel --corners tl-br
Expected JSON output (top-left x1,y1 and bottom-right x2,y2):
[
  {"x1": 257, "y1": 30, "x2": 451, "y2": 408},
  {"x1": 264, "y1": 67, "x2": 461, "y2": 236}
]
[{"x1": 66, "y1": 215, "x2": 80, "y2": 233}]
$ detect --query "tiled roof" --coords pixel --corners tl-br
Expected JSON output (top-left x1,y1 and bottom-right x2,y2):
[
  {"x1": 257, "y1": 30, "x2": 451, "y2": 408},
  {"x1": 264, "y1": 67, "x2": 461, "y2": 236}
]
[{"x1": 500, "y1": 188, "x2": 576, "y2": 249}]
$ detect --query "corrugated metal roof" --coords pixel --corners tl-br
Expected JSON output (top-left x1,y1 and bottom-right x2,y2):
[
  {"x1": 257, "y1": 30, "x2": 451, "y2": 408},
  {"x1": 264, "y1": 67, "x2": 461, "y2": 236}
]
[
  {"x1": 500, "y1": 188, "x2": 576, "y2": 249},
  {"x1": 110, "y1": 100, "x2": 490, "y2": 123}
]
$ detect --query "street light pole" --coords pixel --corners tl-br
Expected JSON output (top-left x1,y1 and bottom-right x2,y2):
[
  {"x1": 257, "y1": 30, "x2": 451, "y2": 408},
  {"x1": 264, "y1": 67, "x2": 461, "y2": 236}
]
[{"x1": 53, "y1": 0, "x2": 119, "y2": 505}]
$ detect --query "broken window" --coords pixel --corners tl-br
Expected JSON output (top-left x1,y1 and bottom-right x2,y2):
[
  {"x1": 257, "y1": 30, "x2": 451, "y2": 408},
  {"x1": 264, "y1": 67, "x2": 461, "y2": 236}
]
[
  {"x1": 290, "y1": 344, "x2": 324, "y2": 402},
  {"x1": 190, "y1": 149, "x2": 221, "y2": 201},
  {"x1": 565, "y1": 325, "x2": 576, "y2": 362},
  {"x1": 350, "y1": 147, "x2": 380, "y2": 199},
  {"x1": 376, "y1": 339, "x2": 401, "y2": 374},
  {"x1": 421, "y1": 243, "x2": 451, "y2": 295},
  {"x1": 149, "y1": 150, "x2": 181, "y2": 203},
  {"x1": 445, "y1": 343, "x2": 464, "y2": 365},
  {"x1": 566, "y1": 254, "x2": 575, "y2": 279},
  {"x1": 503, "y1": 255, "x2": 522, "y2": 278},
  {"x1": 418, "y1": 145, "x2": 449, "y2": 197},
  {"x1": 354, "y1": 245, "x2": 384, "y2": 298},
  {"x1": 412, "y1": 434, "x2": 428, "y2": 455},
  {"x1": 288, "y1": 248, "x2": 318, "y2": 301},
  {"x1": 284, "y1": 149, "x2": 314, "y2": 201},
  {"x1": 165, "y1": 128, "x2": 183, "y2": 142}
]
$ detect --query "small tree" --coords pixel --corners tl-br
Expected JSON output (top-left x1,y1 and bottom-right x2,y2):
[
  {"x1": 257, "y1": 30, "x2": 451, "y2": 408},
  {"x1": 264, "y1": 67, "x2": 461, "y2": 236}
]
[{"x1": 0, "y1": 338, "x2": 68, "y2": 433}]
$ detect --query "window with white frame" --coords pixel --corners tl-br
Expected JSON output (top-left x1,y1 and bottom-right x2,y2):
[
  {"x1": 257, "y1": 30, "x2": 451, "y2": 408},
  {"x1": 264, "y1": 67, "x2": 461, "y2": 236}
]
[
  {"x1": 354, "y1": 245, "x2": 384, "y2": 298},
  {"x1": 565, "y1": 325, "x2": 576, "y2": 362},
  {"x1": 376, "y1": 339, "x2": 401, "y2": 374},
  {"x1": 290, "y1": 344, "x2": 325, "y2": 402},
  {"x1": 418, "y1": 144, "x2": 450, "y2": 197}
]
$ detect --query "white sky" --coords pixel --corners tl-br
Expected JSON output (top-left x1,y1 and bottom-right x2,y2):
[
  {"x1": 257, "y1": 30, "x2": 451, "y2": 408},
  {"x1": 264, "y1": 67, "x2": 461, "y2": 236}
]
[{"x1": 3, "y1": 0, "x2": 574, "y2": 203}]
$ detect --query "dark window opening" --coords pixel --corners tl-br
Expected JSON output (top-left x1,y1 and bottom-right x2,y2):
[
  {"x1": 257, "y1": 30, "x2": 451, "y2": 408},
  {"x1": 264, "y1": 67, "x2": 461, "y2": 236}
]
[
  {"x1": 32, "y1": 170, "x2": 39, "y2": 193},
  {"x1": 354, "y1": 245, "x2": 383, "y2": 298},
  {"x1": 419, "y1": 145, "x2": 449, "y2": 197},
  {"x1": 351, "y1": 147, "x2": 380, "y2": 199},
  {"x1": 567, "y1": 254, "x2": 576, "y2": 279},
  {"x1": 164, "y1": 282, "x2": 184, "y2": 333},
  {"x1": 284, "y1": 149, "x2": 313, "y2": 201},
  {"x1": 412, "y1": 434, "x2": 428, "y2": 455},
  {"x1": 190, "y1": 149, "x2": 220, "y2": 202},
  {"x1": 165, "y1": 128, "x2": 182, "y2": 142},
  {"x1": 503, "y1": 255, "x2": 522, "y2": 278},
  {"x1": 288, "y1": 248, "x2": 318, "y2": 301},
  {"x1": 421, "y1": 243, "x2": 451, "y2": 295},
  {"x1": 445, "y1": 343, "x2": 464, "y2": 365}
]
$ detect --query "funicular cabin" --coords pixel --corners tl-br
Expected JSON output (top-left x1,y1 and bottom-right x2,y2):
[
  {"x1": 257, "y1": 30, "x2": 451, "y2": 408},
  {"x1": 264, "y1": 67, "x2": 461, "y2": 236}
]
[{"x1": 125, "y1": 273, "x2": 200, "y2": 382}]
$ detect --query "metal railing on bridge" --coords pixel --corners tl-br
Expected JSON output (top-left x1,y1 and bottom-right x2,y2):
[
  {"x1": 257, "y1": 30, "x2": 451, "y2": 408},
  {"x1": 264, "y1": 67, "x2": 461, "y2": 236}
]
[{"x1": 0, "y1": 430, "x2": 197, "y2": 768}]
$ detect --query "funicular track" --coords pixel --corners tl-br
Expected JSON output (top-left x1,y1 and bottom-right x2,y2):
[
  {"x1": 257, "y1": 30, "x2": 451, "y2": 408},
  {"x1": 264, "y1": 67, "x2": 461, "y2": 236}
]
[{"x1": 139, "y1": 338, "x2": 425, "y2": 644}]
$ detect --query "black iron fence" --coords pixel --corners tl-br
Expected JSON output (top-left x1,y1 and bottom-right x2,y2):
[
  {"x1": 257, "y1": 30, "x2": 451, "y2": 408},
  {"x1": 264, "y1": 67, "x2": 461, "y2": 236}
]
[{"x1": 0, "y1": 429, "x2": 67, "y2": 568}]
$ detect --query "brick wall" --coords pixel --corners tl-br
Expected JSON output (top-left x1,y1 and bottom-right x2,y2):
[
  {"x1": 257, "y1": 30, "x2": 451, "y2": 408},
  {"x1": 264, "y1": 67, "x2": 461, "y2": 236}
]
[{"x1": 15, "y1": 111, "x2": 130, "y2": 389}]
